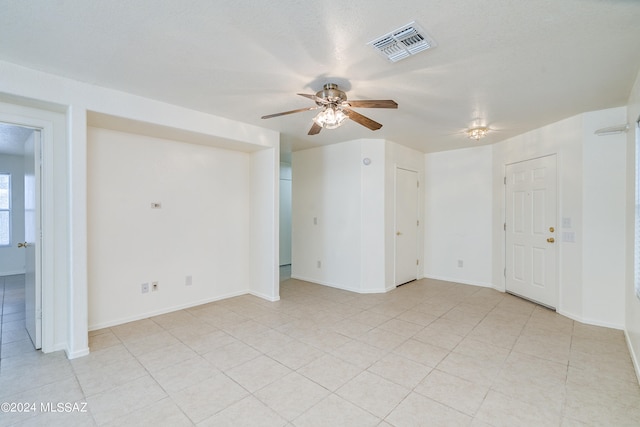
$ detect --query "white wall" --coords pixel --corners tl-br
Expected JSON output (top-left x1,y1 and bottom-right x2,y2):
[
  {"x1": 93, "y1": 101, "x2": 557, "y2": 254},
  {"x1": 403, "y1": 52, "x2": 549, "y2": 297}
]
[
  {"x1": 424, "y1": 109, "x2": 626, "y2": 328},
  {"x1": 0, "y1": 154, "x2": 25, "y2": 275},
  {"x1": 582, "y1": 108, "x2": 627, "y2": 327},
  {"x1": 491, "y1": 108, "x2": 628, "y2": 328},
  {"x1": 492, "y1": 114, "x2": 585, "y2": 318},
  {"x1": 87, "y1": 127, "x2": 252, "y2": 329},
  {"x1": 386, "y1": 142, "x2": 425, "y2": 287},
  {"x1": 292, "y1": 140, "x2": 364, "y2": 292},
  {"x1": 626, "y1": 68, "x2": 640, "y2": 381},
  {"x1": 0, "y1": 59, "x2": 279, "y2": 358},
  {"x1": 250, "y1": 147, "x2": 280, "y2": 301},
  {"x1": 361, "y1": 139, "x2": 386, "y2": 292},
  {"x1": 424, "y1": 145, "x2": 493, "y2": 287},
  {"x1": 292, "y1": 139, "x2": 424, "y2": 293}
]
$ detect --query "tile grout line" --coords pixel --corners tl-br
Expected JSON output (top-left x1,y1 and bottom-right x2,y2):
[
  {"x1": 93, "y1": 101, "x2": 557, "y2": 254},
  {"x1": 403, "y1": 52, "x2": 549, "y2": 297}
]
[{"x1": 3, "y1": 278, "x2": 639, "y2": 425}]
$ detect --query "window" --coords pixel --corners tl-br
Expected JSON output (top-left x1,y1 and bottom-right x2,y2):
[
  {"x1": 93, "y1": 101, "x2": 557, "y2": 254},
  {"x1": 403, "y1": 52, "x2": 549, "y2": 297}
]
[{"x1": 0, "y1": 173, "x2": 10, "y2": 246}]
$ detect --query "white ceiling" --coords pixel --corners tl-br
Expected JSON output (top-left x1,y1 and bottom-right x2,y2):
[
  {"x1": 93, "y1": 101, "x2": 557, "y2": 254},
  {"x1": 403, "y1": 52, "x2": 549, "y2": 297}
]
[
  {"x1": 0, "y1": 123, "x2": 33, "y2": 156},
  {"x1": 0, "y1": 0, "x2": 639, "y2": 154}
]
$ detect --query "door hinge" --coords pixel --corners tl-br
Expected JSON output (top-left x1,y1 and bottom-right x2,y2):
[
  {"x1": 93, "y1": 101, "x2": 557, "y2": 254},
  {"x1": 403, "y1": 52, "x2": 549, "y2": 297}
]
[
  {"x1": 504, "y1": 223, "x2": 506, "y2": 231},
  {"x1": 416, "y1": 259, "x2": 419, "y2": 265},
  {"x1": 416, "y1": 220, "x2": 419, "y2": 227},
  {"x1": 504, "y1": 268, "x2": 506, "y2": 277},
  {"x1": 504, "y1": 177, "x2": 507, "y2": 185},
  {"x1": 416, "y1": 181, "x2": 420, "y2": 188}
]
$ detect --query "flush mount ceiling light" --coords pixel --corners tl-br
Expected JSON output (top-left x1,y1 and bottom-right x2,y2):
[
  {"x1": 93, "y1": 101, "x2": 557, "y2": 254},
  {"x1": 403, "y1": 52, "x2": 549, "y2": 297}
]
[{"x1": 467, "y1": 127, "x2": 489, "y2": 140}]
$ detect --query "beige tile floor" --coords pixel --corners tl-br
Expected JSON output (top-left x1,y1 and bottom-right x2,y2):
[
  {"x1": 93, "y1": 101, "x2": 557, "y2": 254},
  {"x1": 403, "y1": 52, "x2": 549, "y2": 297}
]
[{"x1": 1, "y1": 273, "x2": 640, "y2": 426}]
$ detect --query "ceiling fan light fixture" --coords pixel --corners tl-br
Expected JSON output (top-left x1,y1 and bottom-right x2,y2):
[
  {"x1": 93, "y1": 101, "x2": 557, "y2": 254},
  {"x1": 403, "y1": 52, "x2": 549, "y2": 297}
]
[
  {"x1": 261, "y1": 83, "x2": 396, "y2": 135},
  {"x1": 313, "y1": 106, "x2": 348, "y2": 129},
  {"x1": 467, "y1": 127, "x2": 489, "y2": 140}
]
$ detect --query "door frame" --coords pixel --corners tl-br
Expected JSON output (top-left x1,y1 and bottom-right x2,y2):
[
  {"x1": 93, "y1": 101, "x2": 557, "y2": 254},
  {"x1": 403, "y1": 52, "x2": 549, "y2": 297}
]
[
  {"x1": 0, "y1": 108, "x2": 56, "y2": 352},
  {"x1": 394, "y1": 166, "x2": 420, "y2": 286},
  {"x1": 503, "y1": 154, "x2": 560, "y2": 309},
  {"x1": 24, "y1": 128, "x2": 43, "y2": 349}
]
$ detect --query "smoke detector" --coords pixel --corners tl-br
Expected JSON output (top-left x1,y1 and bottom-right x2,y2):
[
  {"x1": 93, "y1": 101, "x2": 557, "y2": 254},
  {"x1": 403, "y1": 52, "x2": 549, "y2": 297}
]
[{"x1": 368, "y1": 21, "x2": 437, "y2": 63}]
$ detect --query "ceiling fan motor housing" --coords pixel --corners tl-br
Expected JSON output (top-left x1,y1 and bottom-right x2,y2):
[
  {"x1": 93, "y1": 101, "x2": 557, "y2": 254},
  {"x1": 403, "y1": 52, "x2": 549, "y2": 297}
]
[{"x1": 316, "y1": 83, "x2": 347, "y2": 106}]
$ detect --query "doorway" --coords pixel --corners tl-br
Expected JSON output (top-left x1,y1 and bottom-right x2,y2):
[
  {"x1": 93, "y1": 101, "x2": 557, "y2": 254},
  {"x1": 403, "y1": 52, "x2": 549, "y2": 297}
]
[
  {"x1": 395, "y1": 167, "x2": 419, "y2": 286},
  {"x1": 0, "y1": 122, "x2": 42, "y2": 352},
  {"x1": 505, "y1": 155, "x2": 558, "y2": 309},
  {"x1": 279, "y1": 161, "x2": 292, "y2": 281}
]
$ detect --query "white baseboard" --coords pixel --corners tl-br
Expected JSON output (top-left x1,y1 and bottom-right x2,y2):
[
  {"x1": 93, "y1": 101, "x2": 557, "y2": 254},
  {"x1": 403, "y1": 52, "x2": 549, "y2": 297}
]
[
  {"x1": 291, "y1": 275, "x2": 394, "y2": 294},
  {"x1": 0, "y1": 270, "x2": 26, "y2": 277},
  {"x1": 361, "y1": 286, "x2": 393, "y2": 294},
  {"x1": 65, "y1": 347, "x2": 90, "y2": 360},
  {"x1": 290, "y1": 275, "x2": 364, "y2": 293},
  {"x1": 88, "y1": 289, "x2": 249, "y2": 331},
  {"x1": 422, "y1": 274, "x2": 495, "y2": 289},
  {"x1": 40, "y1": 341, "x2": 68, "y2": 356},
  {"x1": 557, "y1": 309, "x2": 624, "y2": 330},
  {"x1": 290, "y1": 274, "x2": 494, "y2": 294},
  {"x1": 250, "y1": 291, "x2": 280, "y2": 302},
  {"x1": 625, "y1": 329, "x2": 640, "y2": 385}
]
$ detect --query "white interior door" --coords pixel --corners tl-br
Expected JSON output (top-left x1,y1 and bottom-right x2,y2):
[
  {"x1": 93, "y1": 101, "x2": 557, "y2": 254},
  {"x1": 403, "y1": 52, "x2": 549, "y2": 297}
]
[
  {"x1": 505, "y1": 155, "x2": 557, "y2": 309},
  {"x1": 395, "y1": 168, "x2": 419, "y2": 286},
  {"x1": 24, "y1": 129, "x2": 41, "y2": 349}
]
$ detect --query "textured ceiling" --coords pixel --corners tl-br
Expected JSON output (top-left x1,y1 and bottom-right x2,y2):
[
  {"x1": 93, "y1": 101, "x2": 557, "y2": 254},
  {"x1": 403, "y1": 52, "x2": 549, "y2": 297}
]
[
  {"x1": 0, "y1": 123, "x2": 33, "y2": 156},
  {"x1": 0, "y1": 0, "x2": 639, "y2": 153}
]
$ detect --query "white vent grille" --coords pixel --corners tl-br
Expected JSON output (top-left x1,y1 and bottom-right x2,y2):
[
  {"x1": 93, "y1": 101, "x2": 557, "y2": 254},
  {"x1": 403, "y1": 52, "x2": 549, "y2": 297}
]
[{"x1": 368, "y1": 21, "x2": 436, "y2": 63}]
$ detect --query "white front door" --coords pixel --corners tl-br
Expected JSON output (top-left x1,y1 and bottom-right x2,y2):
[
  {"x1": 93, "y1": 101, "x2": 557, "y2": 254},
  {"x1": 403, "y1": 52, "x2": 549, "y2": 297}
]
[
  {"x1": 24, "y1": 129, "x2": 41, "y2": 349},
  {"x1": 395, "y1": 168, "x2": 419, "y2": 286},
  {"x1": 505, "y1": 155, "x2": 557, "y2": 309}
]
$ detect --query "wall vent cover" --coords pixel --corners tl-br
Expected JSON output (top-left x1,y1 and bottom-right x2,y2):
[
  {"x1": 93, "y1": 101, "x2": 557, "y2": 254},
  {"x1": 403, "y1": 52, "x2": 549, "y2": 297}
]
[{"x1": 368, "y1": 21, "x2": 437, "y2": 63}]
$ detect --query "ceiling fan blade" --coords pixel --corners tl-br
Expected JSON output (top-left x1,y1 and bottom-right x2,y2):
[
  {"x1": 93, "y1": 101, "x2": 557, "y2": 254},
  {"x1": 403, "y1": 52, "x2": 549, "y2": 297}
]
[
  {"x1": 343, "y1": 108, "x2": 383, "y2": 131},
  {"x1": 298, "y1": 93, "x2": 328, "y2": 104},
  {"x1": 308, "y1": 122, "x2": 322, "y2": 135},
  {"x1": 345, "y1": 100, "x2": 398, "y2": 109},
  {"x1": 261, "y1": 106, "x2": 317, "y2": 119}
]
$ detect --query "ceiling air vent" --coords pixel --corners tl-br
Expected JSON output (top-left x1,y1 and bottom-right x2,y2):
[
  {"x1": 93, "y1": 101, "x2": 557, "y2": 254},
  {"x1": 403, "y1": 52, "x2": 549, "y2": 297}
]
[{"x1": 368, "y1": 21, "x2": 437, "y2": 63}]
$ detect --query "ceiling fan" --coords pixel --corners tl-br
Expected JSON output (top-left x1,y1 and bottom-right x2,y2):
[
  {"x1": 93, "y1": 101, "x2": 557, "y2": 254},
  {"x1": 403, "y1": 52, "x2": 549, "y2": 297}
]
[{"x1": 261, "y1": 83, "x2": 398, "y2": 135}]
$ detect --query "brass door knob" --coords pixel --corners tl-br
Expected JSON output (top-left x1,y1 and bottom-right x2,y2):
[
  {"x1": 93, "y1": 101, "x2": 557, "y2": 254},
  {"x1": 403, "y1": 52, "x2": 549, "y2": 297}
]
[
  {"x1": 547, "y1": 237, "x2": 555, "y2": 243},
  {"x1": 396, "y1": 231, "x2": 402, "y2": 236}
]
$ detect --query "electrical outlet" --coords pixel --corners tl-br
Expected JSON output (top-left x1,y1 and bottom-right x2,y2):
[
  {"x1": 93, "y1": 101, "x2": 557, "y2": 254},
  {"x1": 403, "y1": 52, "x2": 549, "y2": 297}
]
[
  {"x1": 458, "y1": 260, "x2": 463, "y2": 268},
  {"x1": 185, "y1": 275, "x2": 192, "y2": 286},
  {"x1": 317, "y1": 260, "x2": 321, "y2": 268},
  {"x1": 141, "y1": 283, "x2": 149, "y2": 293},
  {"x1": 151, "y1": 281, "x2": 159, "y2": 291}
]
